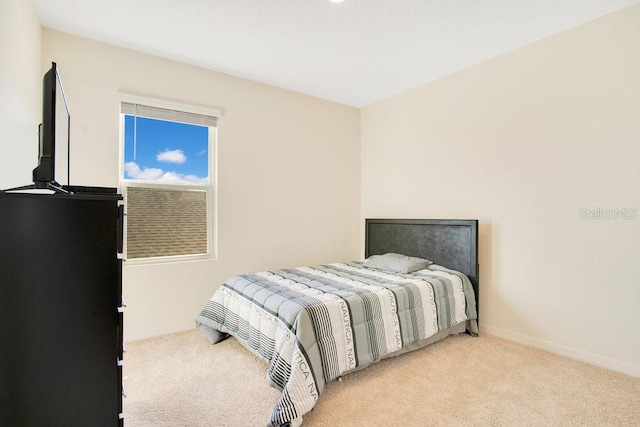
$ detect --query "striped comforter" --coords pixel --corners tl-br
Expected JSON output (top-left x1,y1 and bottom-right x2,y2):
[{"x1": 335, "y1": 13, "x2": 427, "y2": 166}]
[{"x1": 195, "y1": 262, "x2": 478, "y2": 426}]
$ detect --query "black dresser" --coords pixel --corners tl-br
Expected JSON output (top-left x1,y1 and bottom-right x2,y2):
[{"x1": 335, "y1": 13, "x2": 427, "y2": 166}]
[{"x1": 0, "y1": 187, "x2": 125, "y2": 426}]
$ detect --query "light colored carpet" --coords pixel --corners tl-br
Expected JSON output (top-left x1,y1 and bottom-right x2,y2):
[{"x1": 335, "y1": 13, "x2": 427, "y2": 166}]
[{"x1": 123, "y1": 329, "x2": 640, "y2": 426}]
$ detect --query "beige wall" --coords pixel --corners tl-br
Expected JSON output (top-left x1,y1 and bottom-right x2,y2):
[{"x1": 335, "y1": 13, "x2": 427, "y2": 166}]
[
  {"x1": 361, "y1": 4, "x2": 640, "y2": 376},
  {"x1": 41, "y1": 30, "x2": 362, "y2": 340},
  {"x1": 0, "y1": 0, "x2": 41, "y2": 189}
]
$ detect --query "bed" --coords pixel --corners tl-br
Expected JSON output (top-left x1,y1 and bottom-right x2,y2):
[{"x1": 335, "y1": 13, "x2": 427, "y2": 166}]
[{"x1": 196, "y1": 218, "x2": 479, "y2": 426}]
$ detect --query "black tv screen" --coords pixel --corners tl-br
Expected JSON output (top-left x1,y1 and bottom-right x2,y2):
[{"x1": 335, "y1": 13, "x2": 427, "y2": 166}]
[{"x1": 32, "y1": 62, "x2": 70, "y2": 190}]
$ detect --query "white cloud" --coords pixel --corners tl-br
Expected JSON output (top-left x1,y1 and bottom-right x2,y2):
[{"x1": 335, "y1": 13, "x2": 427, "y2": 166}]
[
  {"x1": 124, "y1": 162, "x2": 164, "y2": 180},
  {"x1": 182, "y1": 174, "x2": 208, "y2": 184},
  {"x1": 124, "y1": 161, "x2": 207, "y2": 184},
  {"x1": 157, "y1": 149, "x2": 187, "y2": 164}
]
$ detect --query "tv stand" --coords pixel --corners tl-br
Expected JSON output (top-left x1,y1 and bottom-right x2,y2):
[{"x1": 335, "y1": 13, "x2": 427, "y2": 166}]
[
  {"x1": 2, "y1": 180, "x2": 71, "y2": 194},
  {"x1": 0, "y1": 187, "x2": 125, "y2": 426}
]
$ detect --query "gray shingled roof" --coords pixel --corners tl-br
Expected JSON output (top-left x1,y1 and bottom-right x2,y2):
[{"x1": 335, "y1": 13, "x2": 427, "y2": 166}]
[{"x1": 126, "y1": 187, "x2": 207, "y2": 259}]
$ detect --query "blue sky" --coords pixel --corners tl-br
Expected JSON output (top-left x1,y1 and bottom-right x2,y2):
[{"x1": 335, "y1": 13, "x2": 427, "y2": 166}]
[{"x1": 123, "y1": 115, "x2": 209, "y2": 183}]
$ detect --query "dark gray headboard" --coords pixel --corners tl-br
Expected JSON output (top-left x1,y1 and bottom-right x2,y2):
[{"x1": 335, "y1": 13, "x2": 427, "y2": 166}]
[{"x1": 365, "y1": 219, "x2": 479, "y2": 315}]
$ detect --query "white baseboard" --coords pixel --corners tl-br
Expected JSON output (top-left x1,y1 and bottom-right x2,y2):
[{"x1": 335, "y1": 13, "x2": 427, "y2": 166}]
[
  {"x1": 124, "y1": 322, "x2": 196, "y2": 343},
  {"x1": 480, "y1": 323, "x2": 640, "y2": 379}
]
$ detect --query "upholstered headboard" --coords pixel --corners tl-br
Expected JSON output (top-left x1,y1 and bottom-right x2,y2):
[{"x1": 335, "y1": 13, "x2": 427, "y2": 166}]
[{"x1": 365, "y1": 218, "x2": 479, "y2": 316}]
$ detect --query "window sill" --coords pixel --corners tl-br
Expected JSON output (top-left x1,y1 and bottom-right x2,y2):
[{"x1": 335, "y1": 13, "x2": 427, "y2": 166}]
[{"x1": 122, "y1": 252, "x2": 216, "y2": 266}]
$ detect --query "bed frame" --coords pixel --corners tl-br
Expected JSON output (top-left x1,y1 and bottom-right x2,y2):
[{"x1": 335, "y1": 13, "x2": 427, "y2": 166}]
[{"x1": 365, "y1": 218, "x2": 479, "y2": 320}]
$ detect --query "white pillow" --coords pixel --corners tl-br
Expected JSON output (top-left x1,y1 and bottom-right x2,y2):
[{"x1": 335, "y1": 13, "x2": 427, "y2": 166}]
[{"x1": 363, "y1": 253, "x2": 432, "y2": 274}]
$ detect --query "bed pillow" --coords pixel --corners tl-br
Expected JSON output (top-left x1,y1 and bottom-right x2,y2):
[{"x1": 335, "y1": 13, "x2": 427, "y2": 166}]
[{"x1": 363, "y1": 253, "x2": 432, "y2": 274}]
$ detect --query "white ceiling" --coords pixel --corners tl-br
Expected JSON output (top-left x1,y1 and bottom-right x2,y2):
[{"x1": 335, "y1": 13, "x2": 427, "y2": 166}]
[{"x1": 32, "y1": 0, "x2": 639, "y2": 107}]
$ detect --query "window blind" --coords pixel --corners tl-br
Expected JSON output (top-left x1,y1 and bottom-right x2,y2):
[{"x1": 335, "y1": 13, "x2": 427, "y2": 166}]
[{"x1": 121, "y1": 102, "x2": 218, "y2": 127}]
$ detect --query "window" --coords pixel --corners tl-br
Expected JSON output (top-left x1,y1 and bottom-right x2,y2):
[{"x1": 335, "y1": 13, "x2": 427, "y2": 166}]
[{"x1": 119, "y1": 96, "x2": 219, "y2": 261}]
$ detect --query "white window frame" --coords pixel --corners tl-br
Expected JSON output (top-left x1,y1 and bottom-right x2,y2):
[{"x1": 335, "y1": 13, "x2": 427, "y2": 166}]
[{"x1": 118, "y1": 94, "x2": 220, "y2": 264}]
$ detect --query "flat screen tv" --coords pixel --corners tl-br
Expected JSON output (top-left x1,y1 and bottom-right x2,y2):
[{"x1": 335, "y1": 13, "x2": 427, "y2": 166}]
[
  {"x1": 2, "y1": 62, "x2": 71, "y2": 194},
  {"x1": 32, "y1": 62, "x2": 70, "y2": 192}
]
